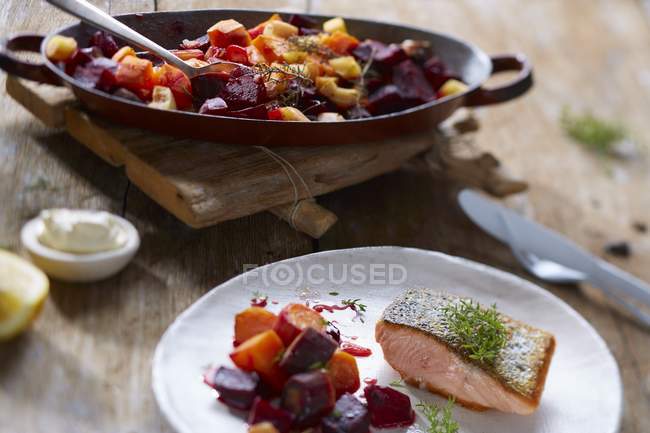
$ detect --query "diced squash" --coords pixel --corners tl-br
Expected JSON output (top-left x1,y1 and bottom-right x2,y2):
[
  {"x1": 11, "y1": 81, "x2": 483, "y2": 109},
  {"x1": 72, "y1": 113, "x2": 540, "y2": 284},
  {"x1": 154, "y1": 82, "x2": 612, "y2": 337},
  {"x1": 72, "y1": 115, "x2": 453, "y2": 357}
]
[
  {"x1": 248, "y1": 422, "x2": 280, "y2": 433},
  {"x1": 111, "y1": 46, "x2": 136, "y2": 63},
  {"x1": 208, "y1": 19, "x2": 251, "y2": 48},
  {"x1": 317, "y1": 112, "x2": 345, "y2": 122},
  {"x1": 148, "y1": 86, "x2": 177, "y2": 110},
  {"x1": 263, "y1": 21, "x2": 299, "y2": 39},
  {"x1": 316, "y1": 76, "x2": 359, "y2": 108},
  {"x1": 323, "y1": 17, "x2": 347, "y2": 34},
  {"x1": 278, "y1": 107, "x2": 310, "y2": 122},
  {"x1": 45, "y1": 35, "x2": 77, "y2": 61},
  {"x1": 439, "y1": 78, "x2": 469, "y2": 97},
  {"x1": 251, "y1": 35, "x2": 289, "y2": 63},
  {"x1": 323, "y1": 31, "x2": 359, "y2": 55},
  {"x1": 235, "y1": 307, "x2": 278, "y2": 345},
  {"x1": 326, "y1": 350, "x2": 360, "y2": 397},
  {"x1": 248, "y1": 13, "x2": 282, "y2": 40},
  {"x1": 230, "y1": 330, "x2": 287, "y2": 391},
  {"x1": 282, "y1": 51, "x2": 308, "y2": 64},
  {"x1": 115, "y1": 55, "x2": 154, "y2": 92},
  {"x1": 328, "y1": 56, "x2": 361, "y2": 80}
]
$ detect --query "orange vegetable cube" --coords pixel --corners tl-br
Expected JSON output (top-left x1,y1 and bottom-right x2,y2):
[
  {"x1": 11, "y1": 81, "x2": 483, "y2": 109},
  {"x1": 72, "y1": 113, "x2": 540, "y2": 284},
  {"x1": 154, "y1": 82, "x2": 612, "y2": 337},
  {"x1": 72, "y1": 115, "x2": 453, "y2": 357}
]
[
  {"x1": 230, "y1": 330, "x2": 287, "y2": 391},
  {"x1": 247, "y1": 13, "x2": 282, "y2": 39},
  {"x1": 324, "y1": 31, "x2": 359, "y2": 55},
  {"x1": 45, "y1": 35, "x2": 77, "y2": 61},
  {"x1": 153, "y1": 63, "x2": 193, "y2": 109},
  {"x1": 208, "y1": 19, "x2": 251, "y2": 48},
  {"x1": 235, "y1": 307, "x2": 278, "y2": 345},
  {"x1": 111, "y1": 46, "x2": 136, "y2": 63},
  {"x1": 326, "y1": 350, "x2": 360, "y2": 397},
  {"x1": 251, "y1": 35, "x2": 289, "y2": 63},
  {"x1": 115, "y1": 55, "x2": 154, "y2": 92}
]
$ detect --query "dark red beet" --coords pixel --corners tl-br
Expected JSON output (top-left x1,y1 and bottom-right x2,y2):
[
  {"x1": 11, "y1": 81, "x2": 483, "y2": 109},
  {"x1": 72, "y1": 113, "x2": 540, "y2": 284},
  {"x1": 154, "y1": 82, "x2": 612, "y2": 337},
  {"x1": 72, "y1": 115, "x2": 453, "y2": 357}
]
[
  {"x1": 112, "y1": 87, "x2": 142, "y2": 103},
  {"x1": 219, "y1": 72, "x2": 267, "y2": 110},
  {"x1": 321, "y1": 393, "x2": 370, "y2": 433},
  {"x1": 191, "y1": 73, "x2": 227, "y2": 105},
  {"x1": 393, "y1": 59, "x2": 435, "y2": 104},
  {"x1": 211, "y1": 366, "x2": 260, "y2": 410},
  {"x1": 374, "y1": 44, "x2": 408, "y2": 66},
  {"x1": 227, "y1": 103, "x2": 269, "y2": 120},
  {"x1": 363, "y1": 385, "x2": 415, "y2": 429},
  {"x1": 352, "y1": 40, "x2": 387, "y2": 63},
  {"x1": 289, "y1": 14, "x2": 318, "y2": 29},
  {"x1": 73, "y1": 57, "x2": 118, "y2": 92},
  {"x1": 180, "y1": 34, "x2": 210, "y2": 51},
  {"x1": 281, "y1": 371, "x2": 336, "y2": 429},
  {"x1": 64, "y1": 46, "x2": 101, "y2": 75},
  {"x1": 249, "y1": 398, "x2": 294, "y2": 433},
  {"x1": 366, "y1": 85, "x2": 411, "y2": 116},
  {"x1": 199, "y1": 97, "x2": 229, "y2": 115},
  {"x1": 89, "y1": 31, "x2": 119, "y2": 57},
  {"x1": 279, "y1": 327, "x2": 338, "y2": 375},
  {"x1": 423, "y1": 57, "x2": 453, "y2": 91}
]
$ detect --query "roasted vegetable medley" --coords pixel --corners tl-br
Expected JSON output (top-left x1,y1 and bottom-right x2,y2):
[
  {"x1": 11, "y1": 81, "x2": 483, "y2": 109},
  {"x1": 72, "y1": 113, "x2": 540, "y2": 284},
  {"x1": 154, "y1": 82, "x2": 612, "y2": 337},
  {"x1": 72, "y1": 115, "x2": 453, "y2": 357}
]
[{"x1": 46, "y1": 14, "x2": 468, "y2": 121}]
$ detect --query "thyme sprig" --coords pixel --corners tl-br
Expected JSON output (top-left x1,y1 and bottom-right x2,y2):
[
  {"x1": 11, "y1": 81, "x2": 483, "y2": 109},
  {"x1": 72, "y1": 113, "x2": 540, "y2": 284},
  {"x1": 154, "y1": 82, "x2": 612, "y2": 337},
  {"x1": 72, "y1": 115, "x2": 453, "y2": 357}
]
[
  {"x1": 288, "y1": 35, "x2": 336, "y2": 59},
  {"x1": 416, "y1": 398, "x2": 459, "y2": 433},
  {"x1": 560, "y1": 107, "x2": 628, "y2": 154},
  {"x1": 342, "y1": 298, "x2": 367, "y2": 312},
  {"x1": 253, "y1": 63, "x2": 314, "y2": 108},
  {"x1": 443, "y1": 299, "x2": 506, "y2": 365}
]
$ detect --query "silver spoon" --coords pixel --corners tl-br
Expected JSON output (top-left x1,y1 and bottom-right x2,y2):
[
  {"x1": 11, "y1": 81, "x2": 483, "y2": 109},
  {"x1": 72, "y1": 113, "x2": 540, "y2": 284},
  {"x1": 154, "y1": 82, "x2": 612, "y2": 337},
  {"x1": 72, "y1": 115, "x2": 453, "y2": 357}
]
[
  {"x1": 501, "y1": 213, "x2": 650, "y2": 328},
  {"x1": 46, "y1": 0, "x2": 243, "y2": 79}
]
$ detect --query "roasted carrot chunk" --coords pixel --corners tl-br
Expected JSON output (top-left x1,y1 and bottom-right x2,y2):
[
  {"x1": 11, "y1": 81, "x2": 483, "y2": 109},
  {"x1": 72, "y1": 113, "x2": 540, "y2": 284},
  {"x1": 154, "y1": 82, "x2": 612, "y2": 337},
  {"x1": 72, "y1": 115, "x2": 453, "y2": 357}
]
[
  {"x1": 326, "y1": 350, "x2": 360, "y2": 397},
  {"x1": 115, "y1": 55, "x2": 153, "y2": 92},
  {"x1": 230, "y1": 330, "x2": 287, "y2": 391},
  {"x1": 235, "y1": 307, "x2": 278, "y2": 345},
  {"x1": 208, "y1": 19, "x2": 251, "y2": 48},
  {"x1": 323, "y1": 31, "x2": 359, "y2": 55}
]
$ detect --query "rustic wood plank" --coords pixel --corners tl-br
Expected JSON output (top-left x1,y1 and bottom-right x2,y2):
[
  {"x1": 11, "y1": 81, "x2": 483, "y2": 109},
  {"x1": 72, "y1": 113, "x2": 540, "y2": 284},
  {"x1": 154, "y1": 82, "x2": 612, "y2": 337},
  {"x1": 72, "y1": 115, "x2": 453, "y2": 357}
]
[{"x1": 312, "y1": 1, "x2": 650, "y2": 432}]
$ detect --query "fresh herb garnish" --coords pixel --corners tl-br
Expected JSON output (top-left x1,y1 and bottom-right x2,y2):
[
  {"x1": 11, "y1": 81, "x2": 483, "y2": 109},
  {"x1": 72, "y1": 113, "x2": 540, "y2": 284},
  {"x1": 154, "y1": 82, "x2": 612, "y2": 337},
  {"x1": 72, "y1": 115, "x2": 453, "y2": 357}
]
[
  {"x1": 329, "y1": 291, "x2": 340, "y2": 296},
  {"x1": 416, "y1": 398, "x2": 459, "y2": 433},
  {"x1": 253, "y1": 63, "x2": 314, "y2": 108},
  {"x1": 389, "y1": 378, "x2": 405, "y2": 388},
  {"x1": 341, "y1": 298, "x2": 367, "y2": 312},
  {"x1": 308, "y1": 361, "x2": 326, "y2": 370},
  {"x1": 560, "y1": 107, "x2": 627, "y2": 154},
  {"x1": 288, "y1": 35, "x2": 336, "y2": 58},
  {"x1": 443, "y1": 299, "x2": 506, "y2": 364}
]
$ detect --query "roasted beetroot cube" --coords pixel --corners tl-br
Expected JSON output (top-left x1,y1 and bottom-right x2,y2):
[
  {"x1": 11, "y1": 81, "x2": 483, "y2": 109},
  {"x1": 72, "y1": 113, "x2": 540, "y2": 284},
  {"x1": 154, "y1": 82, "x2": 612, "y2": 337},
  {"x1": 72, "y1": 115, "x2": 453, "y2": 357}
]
[
  {"x1": 89, "y1": 31, "x2": 119, "y2": 57},
  {"x1": 199, "y1": 97, "x2": 229, "y2": 115},
  {"x1": 374, "y1": 44, "x2": 407, "y2": 66},
  {"x1": 322, "y1": 393, "x2": 370, "y2": 433},
  {"x1": 289, "y1": 14, "x2": 318, "y2": 29},
  {"x1": 219, "y1": 72, "x2": 267, "y2": 110},
  {"x1": 281, "y1": 371, "x2": 336, "y2": 429},
  {"x1": 112, "y1": 87, "x2": 142, "y2": 102},
  {"x1": 211, "y1": 366, "x2": 259, "y2": 410},
  {"x1": 366, "y1": 85, "x2": 412, "y2": 115},
  {"x1": 363, "y1": 385, "x2": 415, "y2": 429},
  {"x1": 64, "y1": 46, "x2": 101, "y2": 75},
  {"x1": 73, "y1": 57, "x2": 118, "y2": 92},
  {"x1": 423, "y1": 57, "x2": 453, "y2": 91},
  {"x1": 249, "y1": 398, "x2": 294, "y2": 433},
  {"x1": 352, "y1": 40, "x2": 387, "y2": 63},
  {"x1": 279, "y1": 327, "x2": 338, "y2": 375},
  {"x1": 393, "y1": 59, "x2": 435, "y2": 104},
  {"x1": 223, "y1": 103, "x2": 268, "y2": 120},
  {"x1": 191, "y1": 73, "x2": 227, "y2": 105},
  {"x1": 180, "y1": 34, "x2": 210, "y2": 51}
]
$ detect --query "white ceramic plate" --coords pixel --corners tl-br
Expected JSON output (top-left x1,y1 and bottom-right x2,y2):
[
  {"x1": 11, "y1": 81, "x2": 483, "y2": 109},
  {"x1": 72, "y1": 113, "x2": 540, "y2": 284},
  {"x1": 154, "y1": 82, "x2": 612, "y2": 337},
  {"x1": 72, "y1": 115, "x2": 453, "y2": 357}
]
[{"x1": 152, "y1": 247, "x2": 622, "y2": 433}]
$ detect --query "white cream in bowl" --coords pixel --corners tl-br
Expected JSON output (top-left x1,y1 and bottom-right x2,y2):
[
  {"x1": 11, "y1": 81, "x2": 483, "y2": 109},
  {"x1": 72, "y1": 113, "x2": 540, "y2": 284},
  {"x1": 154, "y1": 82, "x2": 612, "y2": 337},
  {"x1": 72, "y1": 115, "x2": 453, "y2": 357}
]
[{"x1": 21, "y1": 209, "x2": 140, "y2": 283}]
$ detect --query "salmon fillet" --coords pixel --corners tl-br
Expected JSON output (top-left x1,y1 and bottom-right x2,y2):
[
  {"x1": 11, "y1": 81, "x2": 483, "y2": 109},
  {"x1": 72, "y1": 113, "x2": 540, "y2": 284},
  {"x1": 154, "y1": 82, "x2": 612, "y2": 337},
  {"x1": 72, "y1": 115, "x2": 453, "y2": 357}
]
[{"x1": 376, "y1": 289, "x2": 555, "y2": 415}]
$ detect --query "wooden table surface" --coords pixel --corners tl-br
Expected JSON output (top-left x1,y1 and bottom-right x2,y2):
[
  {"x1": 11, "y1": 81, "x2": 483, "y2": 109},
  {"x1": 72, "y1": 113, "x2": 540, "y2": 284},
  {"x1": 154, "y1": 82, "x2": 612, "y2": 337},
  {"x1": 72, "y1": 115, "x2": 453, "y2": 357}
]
[{"x1": 1, "y1": 0, "x2": 649, "y2": 432}]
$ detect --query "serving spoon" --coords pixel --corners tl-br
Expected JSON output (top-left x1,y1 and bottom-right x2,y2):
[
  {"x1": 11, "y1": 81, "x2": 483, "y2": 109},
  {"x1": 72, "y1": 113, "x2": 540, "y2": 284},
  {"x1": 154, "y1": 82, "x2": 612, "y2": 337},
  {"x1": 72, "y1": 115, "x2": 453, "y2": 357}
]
[{"x1": 45, "y1": 0, "x2": 243, "y2": 79}]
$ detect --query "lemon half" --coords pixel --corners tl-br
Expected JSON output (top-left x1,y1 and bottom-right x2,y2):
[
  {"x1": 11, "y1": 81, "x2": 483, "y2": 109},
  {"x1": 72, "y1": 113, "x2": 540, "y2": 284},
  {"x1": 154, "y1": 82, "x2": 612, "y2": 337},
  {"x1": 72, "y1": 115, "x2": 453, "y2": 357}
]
[{"x1": 0, "y1": 249, "x2": 49, "y2": 340}]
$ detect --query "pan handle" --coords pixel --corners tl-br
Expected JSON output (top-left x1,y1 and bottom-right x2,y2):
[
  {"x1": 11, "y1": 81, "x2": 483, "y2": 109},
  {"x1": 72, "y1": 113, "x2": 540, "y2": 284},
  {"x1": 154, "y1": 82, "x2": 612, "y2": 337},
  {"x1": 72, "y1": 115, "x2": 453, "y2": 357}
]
[
  {"x1": 0, "y1": 34, "x2": 62, "y2": 85},
  {"x1": 464, "y1": 53, "x2": 533, "y2": 107}
]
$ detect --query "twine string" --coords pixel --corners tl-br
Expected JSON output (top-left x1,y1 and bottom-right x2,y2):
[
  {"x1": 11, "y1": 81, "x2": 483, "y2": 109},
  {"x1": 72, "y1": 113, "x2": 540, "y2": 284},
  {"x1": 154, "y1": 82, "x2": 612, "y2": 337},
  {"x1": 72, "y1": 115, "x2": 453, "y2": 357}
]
[{"x1": 254, "y1": 145, "x2": 314, "y2": 228}]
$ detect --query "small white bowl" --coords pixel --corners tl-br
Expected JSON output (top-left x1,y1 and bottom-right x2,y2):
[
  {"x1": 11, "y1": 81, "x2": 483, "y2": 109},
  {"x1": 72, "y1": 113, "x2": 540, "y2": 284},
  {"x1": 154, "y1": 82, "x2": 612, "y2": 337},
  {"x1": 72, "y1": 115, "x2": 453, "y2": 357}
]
[{"x1": 20, "y1": 215, "x2": 140, "y2": 283}]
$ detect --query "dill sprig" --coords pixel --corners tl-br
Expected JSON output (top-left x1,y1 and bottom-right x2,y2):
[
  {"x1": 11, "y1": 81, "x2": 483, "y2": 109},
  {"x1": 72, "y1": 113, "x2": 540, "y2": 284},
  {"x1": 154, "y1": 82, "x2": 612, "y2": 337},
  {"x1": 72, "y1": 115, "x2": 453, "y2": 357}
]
[
  {"x1": 416, "y1": 398, "x2": 459, "y2": 433},
  {"x1": 443, "y1": 299, "x2": 506, "y2": 365},
  {"x1": 342, "y1": 298, "x2": 367, "y2": 312},
  {"x1": 560, "y1": 107, "x2": 627, "y2": 154},
  {"x1": 288, "y1": 35, "x2": 336, "y2": 59},
  {"x1": 389, "y1": 378, "x2": 405, "y2": 388}
]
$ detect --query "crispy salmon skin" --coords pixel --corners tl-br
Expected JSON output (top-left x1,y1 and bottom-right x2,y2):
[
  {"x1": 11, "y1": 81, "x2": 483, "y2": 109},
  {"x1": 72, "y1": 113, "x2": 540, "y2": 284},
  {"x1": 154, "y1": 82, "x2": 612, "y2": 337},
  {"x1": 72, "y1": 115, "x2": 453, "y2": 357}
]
[{"x1": 376, "y1": 289, "x2": 555, "y2": 414}]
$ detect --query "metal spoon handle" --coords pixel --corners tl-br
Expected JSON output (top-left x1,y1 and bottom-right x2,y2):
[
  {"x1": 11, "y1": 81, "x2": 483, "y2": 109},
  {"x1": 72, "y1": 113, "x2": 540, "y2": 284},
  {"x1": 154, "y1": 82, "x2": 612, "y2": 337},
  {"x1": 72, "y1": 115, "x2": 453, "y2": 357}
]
[{"x1": 45, "y1": 0, "x2": 190, "y2": 73}]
